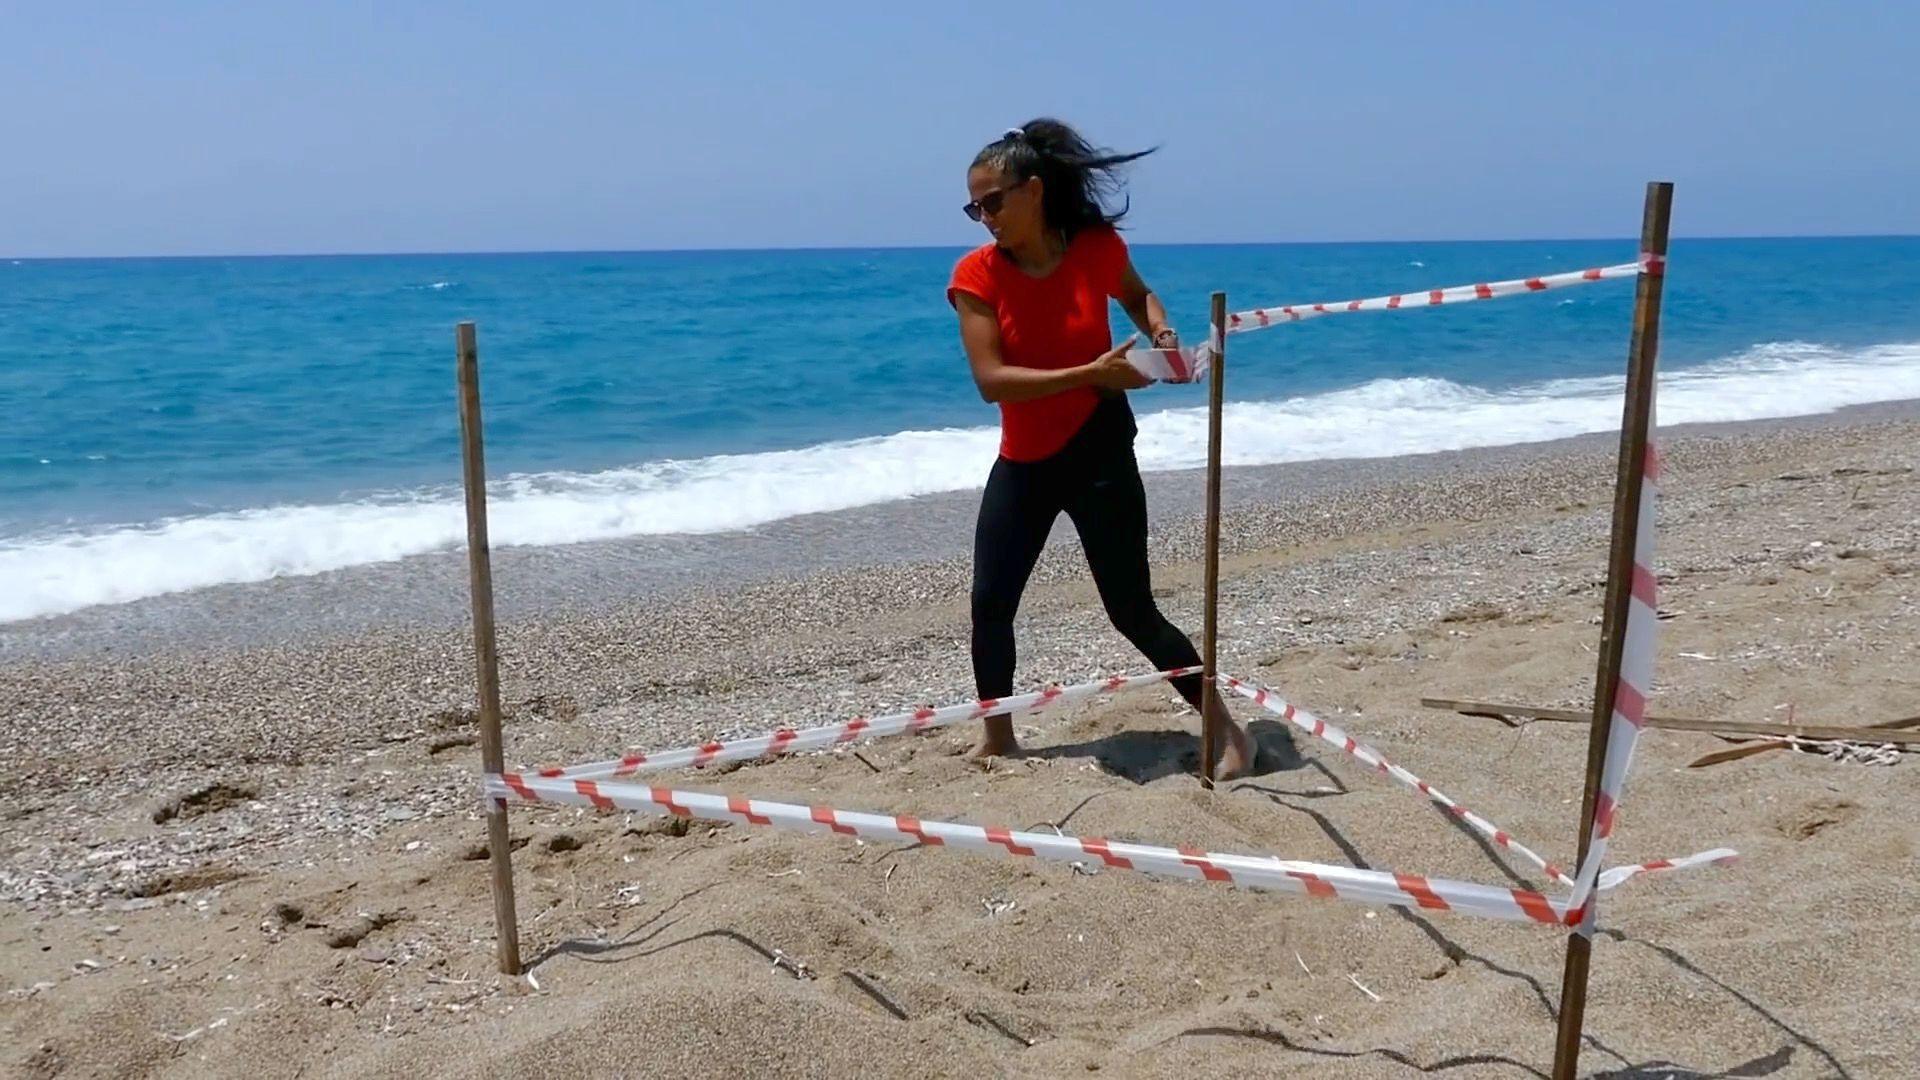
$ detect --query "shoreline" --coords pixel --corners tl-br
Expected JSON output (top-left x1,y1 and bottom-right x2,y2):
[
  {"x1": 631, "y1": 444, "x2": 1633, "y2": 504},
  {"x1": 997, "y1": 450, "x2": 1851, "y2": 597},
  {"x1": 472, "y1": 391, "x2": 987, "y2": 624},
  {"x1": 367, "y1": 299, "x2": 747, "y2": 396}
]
[{"x1": 5, "y1": 396, "x2": 1919, "y2": 665}]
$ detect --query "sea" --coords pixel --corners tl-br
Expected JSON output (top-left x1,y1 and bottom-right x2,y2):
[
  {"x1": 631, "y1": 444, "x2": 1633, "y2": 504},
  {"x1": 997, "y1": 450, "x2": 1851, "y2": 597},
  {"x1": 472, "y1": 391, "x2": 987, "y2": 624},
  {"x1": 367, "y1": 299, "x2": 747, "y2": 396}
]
[{"x1": 5, "y1": 237, "x2": 1920, "y2": 626}]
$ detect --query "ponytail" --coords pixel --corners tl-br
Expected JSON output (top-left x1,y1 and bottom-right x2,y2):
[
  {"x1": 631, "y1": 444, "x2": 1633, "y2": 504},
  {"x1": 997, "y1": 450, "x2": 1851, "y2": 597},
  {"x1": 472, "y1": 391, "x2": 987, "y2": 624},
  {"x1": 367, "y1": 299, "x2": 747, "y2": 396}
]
[{"x1": 972, "y1": 118, "x2": 1155, "y2": 238}]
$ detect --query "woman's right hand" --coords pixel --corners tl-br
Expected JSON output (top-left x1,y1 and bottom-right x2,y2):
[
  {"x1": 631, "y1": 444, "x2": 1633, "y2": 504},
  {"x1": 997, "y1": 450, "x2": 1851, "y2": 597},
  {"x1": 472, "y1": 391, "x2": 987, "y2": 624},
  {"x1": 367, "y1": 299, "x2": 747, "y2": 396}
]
[{"x1": 1086, "y1": 335, "x2": 1153, "y2": 390}]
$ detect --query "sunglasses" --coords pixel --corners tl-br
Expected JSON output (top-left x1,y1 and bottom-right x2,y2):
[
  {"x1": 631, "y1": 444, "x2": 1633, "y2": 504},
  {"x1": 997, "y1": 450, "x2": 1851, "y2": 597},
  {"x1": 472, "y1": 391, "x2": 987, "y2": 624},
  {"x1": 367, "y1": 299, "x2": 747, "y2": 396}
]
[{"x1": 962, "y1": 179, "x2": 1028, "y2": 222}]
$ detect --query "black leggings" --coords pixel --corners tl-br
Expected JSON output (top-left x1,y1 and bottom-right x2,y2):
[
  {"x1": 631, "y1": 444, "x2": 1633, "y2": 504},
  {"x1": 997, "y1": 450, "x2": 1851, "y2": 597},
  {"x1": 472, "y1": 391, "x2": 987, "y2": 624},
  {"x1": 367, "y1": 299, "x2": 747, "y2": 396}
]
[{"x1": 971, "y1": 396, "x2": 1206, "y2": 710}]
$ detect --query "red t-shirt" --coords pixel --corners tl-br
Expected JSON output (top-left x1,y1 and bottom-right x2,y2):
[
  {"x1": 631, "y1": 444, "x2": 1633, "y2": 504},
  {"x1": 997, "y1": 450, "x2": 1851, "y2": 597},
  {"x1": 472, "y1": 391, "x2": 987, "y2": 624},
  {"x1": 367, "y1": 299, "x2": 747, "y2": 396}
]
[{"x1": 947, "y1": 225, "x2": 1130, "y2": 462}]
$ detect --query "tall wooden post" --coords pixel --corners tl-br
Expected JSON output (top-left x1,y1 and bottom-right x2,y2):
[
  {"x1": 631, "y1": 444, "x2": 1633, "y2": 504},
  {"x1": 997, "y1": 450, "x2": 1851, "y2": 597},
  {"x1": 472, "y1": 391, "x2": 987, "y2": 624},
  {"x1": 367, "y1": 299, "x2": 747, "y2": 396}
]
[
  {"x1": 456, "y1": 321, "x2": 523, "y2": 976},
  {"x1": 1199, "y1": 292, "x2": 1228, "y2": 788},
  {"x1": 1550, "y1": 182, "x2": 1672, "y2": 1077}
]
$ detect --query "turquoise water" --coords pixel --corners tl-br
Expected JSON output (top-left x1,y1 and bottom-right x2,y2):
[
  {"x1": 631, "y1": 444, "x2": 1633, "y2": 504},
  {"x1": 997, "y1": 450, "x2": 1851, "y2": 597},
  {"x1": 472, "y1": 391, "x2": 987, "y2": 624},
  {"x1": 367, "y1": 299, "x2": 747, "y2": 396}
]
[{"x1": 4, "y1": 236, "x2": 1919, "y2": 621}]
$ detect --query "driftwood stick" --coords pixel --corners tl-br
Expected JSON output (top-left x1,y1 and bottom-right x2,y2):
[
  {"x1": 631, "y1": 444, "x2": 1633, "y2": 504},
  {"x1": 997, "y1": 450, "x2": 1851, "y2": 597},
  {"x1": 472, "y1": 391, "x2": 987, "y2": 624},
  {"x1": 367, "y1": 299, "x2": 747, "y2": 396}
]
[{"x1": 1421, "y1": 697, "x2": 1920, "y2": 744}]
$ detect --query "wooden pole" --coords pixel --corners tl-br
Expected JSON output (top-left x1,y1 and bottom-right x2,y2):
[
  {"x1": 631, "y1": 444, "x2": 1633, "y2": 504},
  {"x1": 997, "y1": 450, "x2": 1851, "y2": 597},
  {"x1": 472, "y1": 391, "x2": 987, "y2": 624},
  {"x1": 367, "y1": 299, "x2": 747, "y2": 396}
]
[
  {"x1": 456, "y1": 321, "x2": 522, "y2": 977},
  {"x1": 1199, "y1": 292, "x2": 1227, "y2": 788},
  {"x1": 1550, "y1": 182, "x2": 1672, "y2": 1078}
]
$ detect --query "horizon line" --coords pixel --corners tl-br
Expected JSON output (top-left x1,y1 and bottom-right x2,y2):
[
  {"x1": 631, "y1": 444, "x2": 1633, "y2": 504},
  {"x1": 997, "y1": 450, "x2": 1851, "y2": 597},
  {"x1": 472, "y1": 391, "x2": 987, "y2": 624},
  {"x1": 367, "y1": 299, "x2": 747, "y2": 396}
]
[{"x1": 6, "y1": 230, "x2": 1916, "y2": 263}]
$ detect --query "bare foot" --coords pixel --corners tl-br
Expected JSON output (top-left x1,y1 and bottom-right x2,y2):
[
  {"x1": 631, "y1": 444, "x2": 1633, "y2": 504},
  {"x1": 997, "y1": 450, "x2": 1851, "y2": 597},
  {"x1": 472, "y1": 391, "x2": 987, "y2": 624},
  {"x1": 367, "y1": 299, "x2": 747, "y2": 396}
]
[
  {"x1": 1212, "y1": 718, "x2": 1257, "y2": 781},
  {"x1": 970, "y1": 714, "x2": 1021, "y2": 761},
  {"x1": 968, "y1": 738, "x2": 1024, "y2": 762}
]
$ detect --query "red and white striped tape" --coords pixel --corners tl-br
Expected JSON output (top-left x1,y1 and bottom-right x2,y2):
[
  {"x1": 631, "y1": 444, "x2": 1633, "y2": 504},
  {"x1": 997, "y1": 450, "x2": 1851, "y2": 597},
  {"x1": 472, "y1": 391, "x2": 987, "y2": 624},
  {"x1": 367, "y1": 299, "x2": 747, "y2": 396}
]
[
  {"x1": 484, "y1": 770, "x2": 1583, "y2": 926},
  {"x1": 1219, "y1": 673, "x2": 1731, "y2": 896},
  {"x1": 1217, "y1": 674, "x2": 1574, "y2": 887},
  {"x1": 1124, "y1": 345, "x2": 1207, "y2": 385},
  {"x1": 519, "y1": 658, "x2": 1726, "y2": 903},
  {"x1": 484, "y1": 770, "x2": 1731, "y2": 927},
  {"x1": 1123, "y1": 258, "x2": 1653, "y2": 384},
  {"x1": 1598, "y1": 846, "x2": 1738, "y2": 892},
  {"x1": 542, "y1": 668, "x2": 1194, "y2": 782},
  {"x1": 1565, "y1": 406, "x2": 1664, "y2": 921},
  {"x1": 1222, "y1": 257, "x2": 1654, "y2": 334}
]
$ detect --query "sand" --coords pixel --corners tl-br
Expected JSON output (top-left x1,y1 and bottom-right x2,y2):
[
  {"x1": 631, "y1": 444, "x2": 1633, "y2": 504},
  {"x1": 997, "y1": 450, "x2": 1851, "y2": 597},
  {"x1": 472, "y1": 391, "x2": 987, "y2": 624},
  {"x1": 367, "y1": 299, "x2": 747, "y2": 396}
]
[{"x1": 2, "y1": 409, "x2": 1916, "y2": 1078}]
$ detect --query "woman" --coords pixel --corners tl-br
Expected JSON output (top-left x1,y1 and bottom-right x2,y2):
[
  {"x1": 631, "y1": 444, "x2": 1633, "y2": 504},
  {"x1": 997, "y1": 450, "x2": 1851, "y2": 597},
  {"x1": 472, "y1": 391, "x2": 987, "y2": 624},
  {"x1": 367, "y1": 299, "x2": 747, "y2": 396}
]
[{"x1": 947, "y1": 118, "x2": 1255, "y2": 779}]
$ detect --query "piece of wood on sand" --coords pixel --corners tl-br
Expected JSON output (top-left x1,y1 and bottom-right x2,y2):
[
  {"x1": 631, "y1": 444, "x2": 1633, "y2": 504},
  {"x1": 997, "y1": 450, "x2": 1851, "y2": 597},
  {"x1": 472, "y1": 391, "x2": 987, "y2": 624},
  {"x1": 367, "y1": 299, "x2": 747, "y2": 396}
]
[{"x1": 1420, "y1": 697, "x2": 1920, "y2": 745}]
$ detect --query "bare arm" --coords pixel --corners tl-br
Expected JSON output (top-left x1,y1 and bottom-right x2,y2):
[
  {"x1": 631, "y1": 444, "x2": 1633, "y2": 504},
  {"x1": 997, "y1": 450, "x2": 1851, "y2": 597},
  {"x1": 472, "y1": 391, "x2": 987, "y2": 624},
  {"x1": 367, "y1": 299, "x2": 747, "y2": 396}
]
[
  {"x1": 1114, "y1": 257, "x2": 1177, "y2": 346},
  {"x1": 955, "y1": 292, "x2": 1148, "y2": 403}
]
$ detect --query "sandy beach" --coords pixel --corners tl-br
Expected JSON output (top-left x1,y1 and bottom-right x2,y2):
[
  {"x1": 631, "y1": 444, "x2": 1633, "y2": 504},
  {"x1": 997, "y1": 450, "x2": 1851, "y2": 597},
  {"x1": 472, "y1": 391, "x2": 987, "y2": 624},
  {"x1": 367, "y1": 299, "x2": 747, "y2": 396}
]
[{"x1": 3, "y1": 404, "x2": 1916, "y2": 1078}]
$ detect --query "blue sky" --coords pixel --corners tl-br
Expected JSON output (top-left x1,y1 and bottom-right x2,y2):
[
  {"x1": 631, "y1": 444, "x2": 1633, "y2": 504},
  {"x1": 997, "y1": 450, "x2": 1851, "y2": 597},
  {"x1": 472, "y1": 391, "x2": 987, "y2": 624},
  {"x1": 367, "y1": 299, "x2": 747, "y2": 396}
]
[{"x1": 4, "y1": 2, "x2": 1914, "y2": 256}]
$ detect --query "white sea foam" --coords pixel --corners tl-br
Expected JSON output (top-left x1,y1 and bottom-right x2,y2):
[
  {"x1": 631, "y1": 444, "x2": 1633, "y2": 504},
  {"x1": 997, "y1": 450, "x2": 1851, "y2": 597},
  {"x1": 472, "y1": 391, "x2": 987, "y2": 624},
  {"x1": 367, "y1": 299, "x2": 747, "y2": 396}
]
[{"x1": 5, "y1": 340, "x2": 1918, "y2": 622}]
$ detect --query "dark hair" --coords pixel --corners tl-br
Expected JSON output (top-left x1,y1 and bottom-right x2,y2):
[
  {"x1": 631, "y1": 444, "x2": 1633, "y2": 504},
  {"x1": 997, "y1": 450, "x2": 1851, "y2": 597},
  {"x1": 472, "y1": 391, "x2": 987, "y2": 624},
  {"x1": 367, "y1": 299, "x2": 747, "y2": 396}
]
[{"x1": 972, "y1": 118, "x2": 1155, "y2": 237}]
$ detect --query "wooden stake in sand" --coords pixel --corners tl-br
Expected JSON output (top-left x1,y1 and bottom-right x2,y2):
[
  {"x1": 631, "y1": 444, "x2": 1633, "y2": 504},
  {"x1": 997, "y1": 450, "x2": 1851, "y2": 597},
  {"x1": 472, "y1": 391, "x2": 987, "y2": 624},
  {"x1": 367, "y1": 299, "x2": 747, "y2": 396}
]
[
  {"x1": 456, "y1": 321, "x2": 523, "y2": 976},
  {"x1": 1551, "y1": 181, "x2": 1672, "y2": 1079},
  {"x1": 1199, "y1": 291, "x2": 1228, "y2": 788}
]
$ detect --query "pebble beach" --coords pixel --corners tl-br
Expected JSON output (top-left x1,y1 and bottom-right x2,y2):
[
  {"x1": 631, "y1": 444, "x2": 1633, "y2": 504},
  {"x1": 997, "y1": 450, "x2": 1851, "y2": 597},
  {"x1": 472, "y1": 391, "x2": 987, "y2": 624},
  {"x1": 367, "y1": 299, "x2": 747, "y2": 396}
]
[{"x1": 3, "y1": 403, "x2": 1917, "y2": 1077}]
